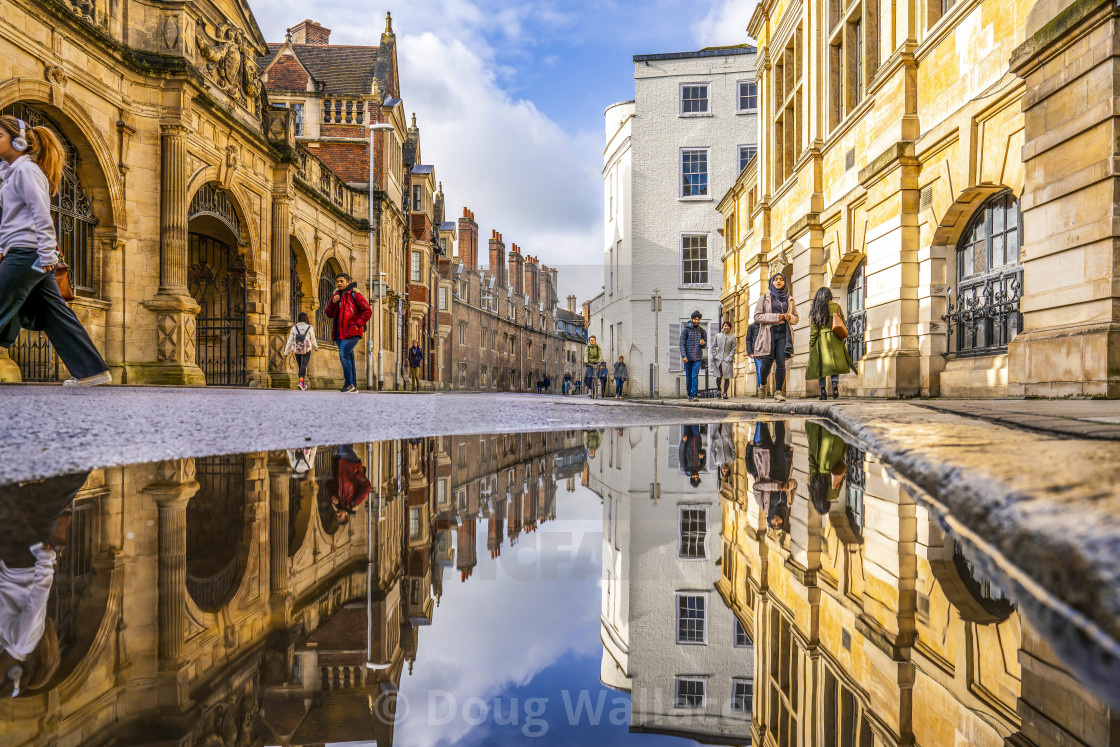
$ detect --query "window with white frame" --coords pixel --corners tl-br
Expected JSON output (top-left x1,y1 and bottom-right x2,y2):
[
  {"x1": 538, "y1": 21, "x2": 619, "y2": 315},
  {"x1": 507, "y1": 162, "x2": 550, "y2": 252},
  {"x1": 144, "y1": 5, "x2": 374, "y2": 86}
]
[
  {"x1": 412, "y1": 184, "x2": 422, "y2": 212},
  {"x1": 738, "y1": 80, "x2": 758, "y2": 112},
  {"x1": 679, "y1": 507, "x2": 707, "y2": 558},
  {"x1": 409, "y1": 507, "x2": 421, "y2": 539},
  {"x1": 738, "y1": 144, "x2": 758, "y2": 173},
  {"x1": 289, "y1": 102, "x2": 305, "y2": 135},
  {"x1": 676, "y1": 593, "x2": 706, "y2": 644},
  {"x1": 675, "y1": 677, "x2": 706, "y2": 708},
  {"x1": 458, "y1": 322, "x2": 466, "y2": 345},
  {"x1": 735, "y1": 617, "x2": 751, "y2": 647},
  {"x1": 681, "y1": 235, "x2": 709, "y2": 287},
  {"x1": 438, "y1": 287, "x2": 448, "y2": 310},
  {"x1": 411, "y1": 251, "x2": 422, "y2": 283},
  {"x1": 680, "y1": 149, "x2": 709, "y2": 197},
  {"x1": 440, "y1": 237, "x2": 447, "y2": 254},
  {"x1": 731, "y1": 679, "x2": 753, "y2": 713},
  {"x1": 680, "y1": 84, "x2": 709, "y2": 115}
]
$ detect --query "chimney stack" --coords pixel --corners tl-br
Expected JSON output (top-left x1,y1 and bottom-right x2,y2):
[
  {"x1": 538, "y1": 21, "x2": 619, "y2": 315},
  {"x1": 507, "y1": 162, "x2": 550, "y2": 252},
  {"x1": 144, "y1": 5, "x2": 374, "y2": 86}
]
[
  {"x1": 488, "y1": 230, "x2": 506, "y2": 288},
  {"x1": 289, "y1": 19, "x2": 331, "y2": 44},
  {"x1": 457, "y1": 207, "x2": 478, "y2": 270},
  {"x1": 567, "y1": 295, "x2": 577, "y2": 312},
  {"x1": 508, "y1": 243, "x2": 524, "y2": 296}
]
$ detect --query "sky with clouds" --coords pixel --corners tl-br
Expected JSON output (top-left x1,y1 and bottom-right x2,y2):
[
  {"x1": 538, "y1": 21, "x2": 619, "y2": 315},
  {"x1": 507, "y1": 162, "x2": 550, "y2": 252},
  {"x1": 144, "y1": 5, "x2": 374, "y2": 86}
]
[{"x1": 252, "y1": 0, "x2": 757, "y2": 303}]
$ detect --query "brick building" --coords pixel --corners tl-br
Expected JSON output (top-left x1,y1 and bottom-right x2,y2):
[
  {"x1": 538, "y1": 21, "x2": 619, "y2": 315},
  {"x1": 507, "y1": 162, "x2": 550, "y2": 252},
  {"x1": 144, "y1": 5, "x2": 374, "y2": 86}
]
[{"x1": 435, "y1": 208, "x2": 574, "y2": 391}]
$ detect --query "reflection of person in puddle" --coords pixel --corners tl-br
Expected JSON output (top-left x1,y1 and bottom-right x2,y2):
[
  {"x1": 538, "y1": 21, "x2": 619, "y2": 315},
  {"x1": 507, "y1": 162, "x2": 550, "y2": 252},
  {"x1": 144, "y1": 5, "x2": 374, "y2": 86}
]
[
  {"x1": 0, "y1": 471, "x2": 89, "y2": 696},
  {"x1": 710, "y1": 422, "x2": 736, "y2": 484},
  {"x1": 749, "y1": 421, "x2": 796, "y2": 532},
  {"x1": 326, "y1": 445, "x2": 372, "y2": 527},
  {"x1": 679, "y1": 425, "x2": 707, "y2": 487},
  {"x1": 805, "y1": 422, "x2": 849, "y2": 515}
]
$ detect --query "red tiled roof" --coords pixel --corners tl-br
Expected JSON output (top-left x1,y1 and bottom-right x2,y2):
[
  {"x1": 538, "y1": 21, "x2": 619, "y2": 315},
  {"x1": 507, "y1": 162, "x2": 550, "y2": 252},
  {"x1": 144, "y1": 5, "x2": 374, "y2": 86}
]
[{"x1": 262, "y1": 43, "x2": 379, "y2": 97}]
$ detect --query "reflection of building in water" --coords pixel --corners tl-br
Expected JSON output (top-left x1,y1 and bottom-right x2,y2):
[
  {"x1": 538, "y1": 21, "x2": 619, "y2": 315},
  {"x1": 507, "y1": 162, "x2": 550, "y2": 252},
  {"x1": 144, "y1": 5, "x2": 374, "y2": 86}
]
[
  {"x1": 588, "y1": 425, "x2": 753, "y2": 744},
  {"x1": 0, "y1": 432, "x2": 581, "y2": 746},
  {"x1": 719, "y1": 419, "x2": 1119, "y2": 747}
]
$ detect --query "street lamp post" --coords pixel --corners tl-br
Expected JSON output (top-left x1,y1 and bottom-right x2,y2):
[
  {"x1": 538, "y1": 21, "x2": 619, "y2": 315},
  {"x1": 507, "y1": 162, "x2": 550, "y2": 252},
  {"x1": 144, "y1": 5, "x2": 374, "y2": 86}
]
[{"x1": 368, "y1": 121, "x2": 395, "y2": 391}]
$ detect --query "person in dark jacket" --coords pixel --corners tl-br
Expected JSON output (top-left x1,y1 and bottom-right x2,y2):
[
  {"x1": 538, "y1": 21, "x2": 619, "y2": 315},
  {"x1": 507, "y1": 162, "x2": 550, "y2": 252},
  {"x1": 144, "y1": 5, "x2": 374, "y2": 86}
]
[
  {"x1": 679, "y1": 310, "x2": 708, "y2": 401},
  {"x1": 745, "y1": 322, "x2": 763, "y2": 397},
  {"x1": 613, "y1": 356, "x2": 628, "y2": 399},
  {"x1": 679, "y1": 424, "x2": 707, "y2": 487},
  {"x1": 408, "y1": 342, "x2": 424, "y2": 391},
  {"x1": 562, "y1": 371, "x2": 572, "y2": 395},
  {"x1": 324, "y1": 273, "x2": 372, "y2": 392}
]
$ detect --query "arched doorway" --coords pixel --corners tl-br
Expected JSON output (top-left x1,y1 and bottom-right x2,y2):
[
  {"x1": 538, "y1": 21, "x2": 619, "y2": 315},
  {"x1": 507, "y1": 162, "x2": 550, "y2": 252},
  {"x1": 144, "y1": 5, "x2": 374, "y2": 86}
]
[
  {"x1": 186, "y1": 454, "x2": 250, "y2": 612},
  {"x1": 944, "y1": 191, "x2": 1023, "y2": 355},
  {"x1": 1, "y1": 103, "x2": 100, "y2": 382},
  {"x1": 188, "y1": 183, "x2": 248, "y2": 386},
  {"x1": 316, "y1": 258, "x2": 342, "y2": 343}
]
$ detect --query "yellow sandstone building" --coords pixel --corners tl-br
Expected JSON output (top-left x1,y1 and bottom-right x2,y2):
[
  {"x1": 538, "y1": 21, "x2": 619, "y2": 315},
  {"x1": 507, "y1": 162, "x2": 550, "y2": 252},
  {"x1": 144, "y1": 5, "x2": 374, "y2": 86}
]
[{"x1": 720, "y1": 0, "x2": 1120, "y2": 396}]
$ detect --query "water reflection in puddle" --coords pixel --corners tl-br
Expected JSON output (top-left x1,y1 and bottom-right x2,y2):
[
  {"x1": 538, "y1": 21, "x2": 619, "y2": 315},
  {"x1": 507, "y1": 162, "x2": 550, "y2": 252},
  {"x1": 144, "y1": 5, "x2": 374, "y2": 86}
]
[{"x1": 0, "y1": 421, "x2": 1115, "y2": 745}]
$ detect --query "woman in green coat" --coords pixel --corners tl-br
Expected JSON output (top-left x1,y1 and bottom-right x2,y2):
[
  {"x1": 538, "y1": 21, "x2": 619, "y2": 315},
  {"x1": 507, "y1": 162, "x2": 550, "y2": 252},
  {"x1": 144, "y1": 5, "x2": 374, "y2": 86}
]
[{"x1": 806, "y1": 287, "x2": 856, "y2": 399}]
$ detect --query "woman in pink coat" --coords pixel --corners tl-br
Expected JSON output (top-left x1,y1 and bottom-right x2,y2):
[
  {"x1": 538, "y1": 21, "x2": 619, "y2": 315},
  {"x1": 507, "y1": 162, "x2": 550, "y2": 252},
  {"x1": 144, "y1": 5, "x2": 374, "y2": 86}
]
[{"x1": 753, "y1": 274, "x2": 799, "y2": 401}]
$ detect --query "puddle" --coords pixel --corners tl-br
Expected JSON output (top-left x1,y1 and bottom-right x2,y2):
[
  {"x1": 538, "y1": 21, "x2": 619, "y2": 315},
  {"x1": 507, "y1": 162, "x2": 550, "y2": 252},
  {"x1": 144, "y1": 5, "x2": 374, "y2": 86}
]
[{"x1": 0, "y1": 421, "x2": 1116, "y2": 745}]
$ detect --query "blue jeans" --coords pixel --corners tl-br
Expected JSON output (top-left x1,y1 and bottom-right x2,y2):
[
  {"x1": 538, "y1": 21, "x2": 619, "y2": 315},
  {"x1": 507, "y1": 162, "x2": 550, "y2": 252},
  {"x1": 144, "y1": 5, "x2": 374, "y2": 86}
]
[
  {"x1": 337, "y1": 336, "x2": 359, "y2": 388},
  {"x1": 684, "y1": 360, "x2": 702, "y2": 398},
  {"x1": 754, "y1": 358, "x2": 764, "y2": 390}
]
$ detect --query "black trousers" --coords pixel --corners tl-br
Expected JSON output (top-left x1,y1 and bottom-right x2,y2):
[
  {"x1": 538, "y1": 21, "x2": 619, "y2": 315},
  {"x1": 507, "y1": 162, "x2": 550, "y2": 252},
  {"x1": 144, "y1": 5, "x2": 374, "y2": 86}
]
[
  {"x1": 0, "y1": 247, "x2": 107, "y2": 380},
  {"x1": 296, "y1": 353, "x2": 310, "y2": 379},
  {"x1": 758, "y1": 324, "x2": 788, "y2": 391},
  {"x1": 0, "y1": 471, "x2": 90, "y2": 569}
]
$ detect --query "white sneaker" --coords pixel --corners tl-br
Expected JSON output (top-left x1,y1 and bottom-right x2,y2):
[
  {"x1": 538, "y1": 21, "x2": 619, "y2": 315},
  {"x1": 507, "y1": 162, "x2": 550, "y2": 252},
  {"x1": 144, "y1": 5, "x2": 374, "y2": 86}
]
[
  {"x1": 774, "y1": 391, "x2": 786, "y2": 402},
  {"x1": 63, "y1": 371, "x2": 112, "y2": 387}
]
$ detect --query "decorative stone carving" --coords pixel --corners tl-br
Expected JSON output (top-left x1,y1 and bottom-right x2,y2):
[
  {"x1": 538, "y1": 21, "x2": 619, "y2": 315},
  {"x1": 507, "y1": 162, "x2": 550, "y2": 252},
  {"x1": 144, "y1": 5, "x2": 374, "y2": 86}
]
[
  {"x1": 163, "y1": 15, "x2": 180, "y2": 50},
  {"x1": 45, "y1": 65, "x2": 67, "y2": 107},
  {"x1": 195, "y1": 21, "x2": 262, "y2": 116},
  {"x1": 268, "y1": 333, "x2": 285, "y2": 370}
]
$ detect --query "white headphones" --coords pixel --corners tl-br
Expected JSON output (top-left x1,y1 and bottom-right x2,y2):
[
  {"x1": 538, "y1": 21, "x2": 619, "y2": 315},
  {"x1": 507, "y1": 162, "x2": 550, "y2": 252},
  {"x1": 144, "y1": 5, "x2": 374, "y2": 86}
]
[{"x1": 11, "y1": 119, "x2": 27, "y2": 152}]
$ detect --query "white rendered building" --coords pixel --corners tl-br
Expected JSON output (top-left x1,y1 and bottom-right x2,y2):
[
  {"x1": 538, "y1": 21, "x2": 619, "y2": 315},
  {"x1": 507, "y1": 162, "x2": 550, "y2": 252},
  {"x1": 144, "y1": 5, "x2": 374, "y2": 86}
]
[
  {"x1": 594, "y1": 47, "x2": 758, "y2": 397},
  {"x1": 588, "y1": 425, "x2": 753, "y2": 743}
]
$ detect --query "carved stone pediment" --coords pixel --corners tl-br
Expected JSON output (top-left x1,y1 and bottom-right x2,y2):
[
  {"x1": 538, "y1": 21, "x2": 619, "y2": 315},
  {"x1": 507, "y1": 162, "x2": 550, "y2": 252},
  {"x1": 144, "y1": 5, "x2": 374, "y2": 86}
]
[{"x1": 195, "y1": 19, "x2": 263, "y2": 116}]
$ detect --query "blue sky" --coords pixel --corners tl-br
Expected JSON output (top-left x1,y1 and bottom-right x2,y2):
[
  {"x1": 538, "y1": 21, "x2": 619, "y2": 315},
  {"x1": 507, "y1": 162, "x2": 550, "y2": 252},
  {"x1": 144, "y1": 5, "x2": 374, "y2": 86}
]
[{"x1": 253, "y1": 0, "x2": 756, "y2": 301}]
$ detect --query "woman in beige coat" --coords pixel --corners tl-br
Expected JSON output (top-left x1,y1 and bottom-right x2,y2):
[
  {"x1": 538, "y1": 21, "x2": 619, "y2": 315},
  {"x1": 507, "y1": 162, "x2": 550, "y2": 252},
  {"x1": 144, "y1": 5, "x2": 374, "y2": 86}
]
[{"x1": 753, "y1": 274, "x2": 799, "y2": 401}]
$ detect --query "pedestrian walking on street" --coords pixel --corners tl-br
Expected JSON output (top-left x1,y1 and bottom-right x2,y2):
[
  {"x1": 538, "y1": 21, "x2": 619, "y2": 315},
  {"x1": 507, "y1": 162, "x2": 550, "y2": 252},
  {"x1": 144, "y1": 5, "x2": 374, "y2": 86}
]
[
  {"x1": 0, "y1": 116, "x2": 111, "y2": 387},
  {"x1": 753, "y1": 275, "x2": 798, "y2": 401},
  {"x1": 745, "y1": 321, "x2": 764, "y2": 397},
  {"x1": 324, "y1": 273, "x2": 372, "y2": 392},
  {"x1": 679, "y1": 311, "x2": 708, "y2": 401},
  {"x1": 282, "y1": 312, "x2": 318, "y2": 390},
  {"x1": 613, "y1": 355, "x2": 628, "y2": 399},
  {"x1": 408, "y1": 341, "x2": 424, "y2": 391},
  {"x1": 562, "y1": 371, "x2": 572, "y2": 395},
  {"x1": 584, "y1": 335, "x2": 603, "y2": 397},
  {"x1": 711, "y1": 320, "x2": 736, "y2": 399},
  {"x1": 679, "y1": 424, "x2": 707, "y2": 487},
  {"x1": 806, "y1": 287, "x2": 855, "y2": 400},
  {"x1": 750, "y1": 420, "x2": 796, "y2": 532},
  {"x1": 597, "y1": 361, "x2": 609, "y2": 398},
  {"x1": 805, "y1": 421, "x2": 849, "y2": 514},
  {"x1": 325, "y1": 444, "x2": 371, "y2": 527}
]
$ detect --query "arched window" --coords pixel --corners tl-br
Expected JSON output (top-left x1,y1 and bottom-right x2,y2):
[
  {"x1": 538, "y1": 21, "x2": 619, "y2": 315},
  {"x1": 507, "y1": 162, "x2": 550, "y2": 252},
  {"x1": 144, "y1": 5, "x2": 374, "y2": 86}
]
[
  {"x1": 317, "y1": 259, "x2": 342, "y2": 342},
  {"x1": 846, "y1": 260, "x2": 866, "y2": 363},
  {"x1": 945, "y1": 191, "x2": 1023, "y2": 355}
]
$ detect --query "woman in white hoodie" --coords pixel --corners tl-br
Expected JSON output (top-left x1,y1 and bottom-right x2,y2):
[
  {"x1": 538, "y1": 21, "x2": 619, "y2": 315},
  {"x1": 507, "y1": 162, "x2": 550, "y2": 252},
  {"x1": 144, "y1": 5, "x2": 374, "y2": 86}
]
[
  {"x1": 0, "y1": 116, "x2": 110, "y2": 387},
  {"x1": 0, "y1": 470, "x2": 88, "y2": 696},
  {"x1": 282, "y1": 311, "x2": 319, "y2": 390}
]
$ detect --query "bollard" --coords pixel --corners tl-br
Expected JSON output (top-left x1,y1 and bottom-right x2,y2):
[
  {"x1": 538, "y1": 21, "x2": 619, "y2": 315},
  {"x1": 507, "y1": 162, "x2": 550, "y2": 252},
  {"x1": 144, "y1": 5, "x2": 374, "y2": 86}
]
[
  {"x1": 676, "y1": 378, "x2": 681, "y2": 399},
  {"x1": 650, "y1": 363, "x2": 654, "y2": 399}
]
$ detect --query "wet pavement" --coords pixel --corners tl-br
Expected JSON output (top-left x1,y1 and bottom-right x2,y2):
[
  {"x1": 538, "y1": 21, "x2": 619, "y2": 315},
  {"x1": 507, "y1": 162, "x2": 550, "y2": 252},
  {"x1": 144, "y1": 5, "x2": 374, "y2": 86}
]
[{"x1": 0, "y1": 419, "x2": 1118, "y2": 745}]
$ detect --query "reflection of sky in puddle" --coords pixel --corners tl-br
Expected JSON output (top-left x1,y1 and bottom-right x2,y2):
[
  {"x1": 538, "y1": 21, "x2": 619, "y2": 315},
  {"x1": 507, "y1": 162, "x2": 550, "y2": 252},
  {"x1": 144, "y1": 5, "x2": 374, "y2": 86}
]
[{"x1": 396, "y1": 481, "x2": 691, "y2": 746}]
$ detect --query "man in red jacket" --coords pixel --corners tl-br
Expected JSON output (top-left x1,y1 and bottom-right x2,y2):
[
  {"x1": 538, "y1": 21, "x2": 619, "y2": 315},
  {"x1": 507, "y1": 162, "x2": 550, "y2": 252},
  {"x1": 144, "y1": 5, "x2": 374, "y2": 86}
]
[{"x1": 324, "y1": 273, "x2": 372, "y2": 392}]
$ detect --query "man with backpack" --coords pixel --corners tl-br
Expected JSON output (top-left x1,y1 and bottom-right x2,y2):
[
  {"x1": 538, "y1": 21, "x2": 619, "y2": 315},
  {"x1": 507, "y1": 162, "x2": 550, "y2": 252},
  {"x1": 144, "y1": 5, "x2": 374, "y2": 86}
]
[
  {"x1": 324, "y1": 273, "x2": 372, "y2": 393},
  {"x1": 282, "y1": 312, "x2": 319, "y2": 390},
  {"x1": 408, "y1": 341, "x2": 424, "y2": 391}
]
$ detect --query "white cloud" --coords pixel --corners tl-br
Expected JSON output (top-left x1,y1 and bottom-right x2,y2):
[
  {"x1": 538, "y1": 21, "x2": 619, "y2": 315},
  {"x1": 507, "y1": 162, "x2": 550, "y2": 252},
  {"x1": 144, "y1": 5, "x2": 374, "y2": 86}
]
[{"x1": 691, "y1": 0, "x2": 758, "y2": 47}]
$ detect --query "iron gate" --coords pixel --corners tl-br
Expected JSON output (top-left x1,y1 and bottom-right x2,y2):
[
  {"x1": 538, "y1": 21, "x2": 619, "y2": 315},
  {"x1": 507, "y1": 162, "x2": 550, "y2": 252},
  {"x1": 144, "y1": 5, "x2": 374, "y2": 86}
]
[
  {"x1": 188, "y1": 233, "x2": 248, "y2": 386},
  {"x1": 186, "y1": 453, "x2": 248, "y2": 611}
]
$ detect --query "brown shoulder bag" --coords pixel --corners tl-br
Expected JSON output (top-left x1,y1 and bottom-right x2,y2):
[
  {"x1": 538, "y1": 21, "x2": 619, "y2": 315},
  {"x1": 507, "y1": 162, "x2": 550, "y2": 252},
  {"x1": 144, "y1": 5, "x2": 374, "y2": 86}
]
[
  {"x1": 831, "y1": 311, "x2": 848, "y2": 340},
  {"x1": 54, "y1": 261, "x2": 74, "y2": 302}
]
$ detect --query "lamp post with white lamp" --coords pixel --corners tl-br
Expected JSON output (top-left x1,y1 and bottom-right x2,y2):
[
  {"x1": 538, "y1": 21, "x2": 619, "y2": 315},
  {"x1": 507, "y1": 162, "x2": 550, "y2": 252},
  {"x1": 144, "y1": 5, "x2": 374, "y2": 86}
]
[{"x1": 367, "y1": 121, "x2": 395, "y2": 390}]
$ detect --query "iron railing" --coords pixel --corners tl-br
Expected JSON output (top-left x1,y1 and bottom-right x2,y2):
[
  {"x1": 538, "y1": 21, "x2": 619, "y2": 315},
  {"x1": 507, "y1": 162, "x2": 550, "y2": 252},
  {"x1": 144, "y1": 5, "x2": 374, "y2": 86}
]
[{"x1": 943, "y1": 268, "x2": 1023, "y2": 356}]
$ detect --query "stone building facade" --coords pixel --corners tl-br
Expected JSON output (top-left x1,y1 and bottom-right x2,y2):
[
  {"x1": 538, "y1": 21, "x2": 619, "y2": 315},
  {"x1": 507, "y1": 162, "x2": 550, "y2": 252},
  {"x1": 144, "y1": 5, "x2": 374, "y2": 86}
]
[
  {"x1": 435, "y1": 208, "x2": 570, "y2": 391},
  {"x1": 0, "y1": 0, "x2": 416, "y2": 389},
  {"x1": 716, "y1": 419, "x2": 1115, "y2": 744},
  {"x1": 592, "y1": 46, "x2": 757, "y2": 398},
  {"x1": 720, "y1": 0, "x2": 1120, "y2": 397}
]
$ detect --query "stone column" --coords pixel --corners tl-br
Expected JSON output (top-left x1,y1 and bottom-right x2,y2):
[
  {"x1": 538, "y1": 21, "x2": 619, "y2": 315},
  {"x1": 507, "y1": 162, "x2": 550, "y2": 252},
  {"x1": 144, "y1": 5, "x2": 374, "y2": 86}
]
[
  {"x1": 0, "y1": 347, "x2": 21, "y2": 383},
  {"x1": 141, "y1": 124, "x2": 206, "y2": 385},
  {"x1": 143, "y1": 458, "x2": 198, "y2": 704},
  {"x1": 1008, "y1": 0, "x2": 1120, "y2": 397},
  {"x1": 159, "y1": 125, "x2": 190, "y2": 296},
  {"x1": 268, "y1": 454, "x2": 290, "y2": 599},
  {"x1": 268, "y1": 194, "x2": 297, "y2": 388}
]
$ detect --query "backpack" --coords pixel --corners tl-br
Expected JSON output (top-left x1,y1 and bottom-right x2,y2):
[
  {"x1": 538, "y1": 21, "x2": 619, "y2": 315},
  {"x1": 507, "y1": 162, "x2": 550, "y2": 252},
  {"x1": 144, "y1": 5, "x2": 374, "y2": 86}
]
[{"x1": 292, "y1": 323, "x2": 312, "y2": 355}]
